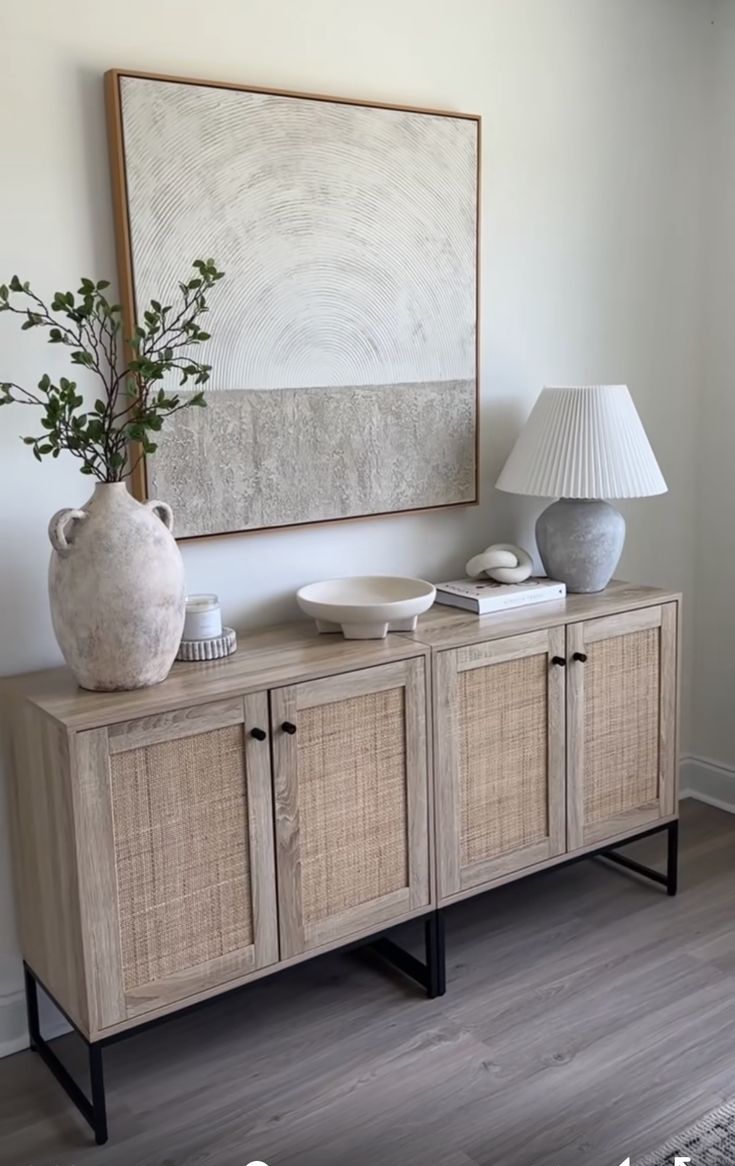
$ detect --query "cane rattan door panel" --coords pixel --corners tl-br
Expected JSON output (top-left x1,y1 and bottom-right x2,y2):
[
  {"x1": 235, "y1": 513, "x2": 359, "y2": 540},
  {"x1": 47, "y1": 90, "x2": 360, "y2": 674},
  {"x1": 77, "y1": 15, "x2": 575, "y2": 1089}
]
[
  {"x1": 271, "y1": 658, "x2": 430, "y2": 958},
  {"x1": 567, "y1": 604, "x2": 677, "y2": 848},
  {"x1": 434, "y1": 628, "x2": 566, "y2": 900},
  {"x1": 74, "y1": 693, "x2": 278, "y2": 1030}
]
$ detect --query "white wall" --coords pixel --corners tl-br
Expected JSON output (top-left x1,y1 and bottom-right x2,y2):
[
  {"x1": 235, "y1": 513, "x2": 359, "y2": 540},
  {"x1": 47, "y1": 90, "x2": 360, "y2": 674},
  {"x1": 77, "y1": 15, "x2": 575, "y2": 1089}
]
[
  {"x1": 688, "y1": 0, "x2": 735, "y2": 803},
  {"x1": 0, "y1": 0, "x2": 707, "y2": 1054}
]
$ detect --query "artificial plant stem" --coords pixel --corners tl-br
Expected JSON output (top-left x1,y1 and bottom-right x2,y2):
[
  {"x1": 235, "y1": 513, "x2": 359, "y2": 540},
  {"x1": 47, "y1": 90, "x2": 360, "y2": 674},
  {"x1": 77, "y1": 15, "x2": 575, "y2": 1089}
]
[{"x1": 0, "y1": 259, "x2": 223, "y2": 481}]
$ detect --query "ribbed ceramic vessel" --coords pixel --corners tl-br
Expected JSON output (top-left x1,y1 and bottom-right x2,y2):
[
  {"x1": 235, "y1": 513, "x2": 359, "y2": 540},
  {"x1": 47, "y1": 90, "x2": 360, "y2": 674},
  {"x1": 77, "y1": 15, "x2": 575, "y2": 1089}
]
[
  {"x1": 495, "y1": 384, "x2": 668, "y2": 499},
  {"x1": 48, "y1": 483, "x2": 186, "y2": 691}
]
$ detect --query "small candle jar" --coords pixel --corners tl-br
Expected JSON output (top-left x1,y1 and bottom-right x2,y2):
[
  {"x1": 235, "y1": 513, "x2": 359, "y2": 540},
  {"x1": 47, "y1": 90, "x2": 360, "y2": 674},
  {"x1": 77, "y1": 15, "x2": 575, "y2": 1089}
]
[{"x1": 183, "y1": 594, "x2": 222, "y2": 641}]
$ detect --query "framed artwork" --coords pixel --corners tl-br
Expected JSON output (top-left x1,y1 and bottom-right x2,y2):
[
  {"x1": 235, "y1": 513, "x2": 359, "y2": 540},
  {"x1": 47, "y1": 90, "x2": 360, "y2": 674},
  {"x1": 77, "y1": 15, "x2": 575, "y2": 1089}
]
[{"x1": 106, "y1": 69, "x2": 480, "y2": 539}]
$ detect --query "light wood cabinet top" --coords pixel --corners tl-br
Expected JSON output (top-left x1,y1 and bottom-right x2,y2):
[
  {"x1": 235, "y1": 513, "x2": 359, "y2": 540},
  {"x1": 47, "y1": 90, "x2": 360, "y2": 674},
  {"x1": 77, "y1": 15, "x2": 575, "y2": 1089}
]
[
  {"x1": 3, "y1": 620, "x2": 430, "y2": 732},
  {"x1": 3, "y1": 580, "x2": 679, "y2": 732},
  {"x1": 402, "y1": 580, "x2": 681, "y2": 650}
]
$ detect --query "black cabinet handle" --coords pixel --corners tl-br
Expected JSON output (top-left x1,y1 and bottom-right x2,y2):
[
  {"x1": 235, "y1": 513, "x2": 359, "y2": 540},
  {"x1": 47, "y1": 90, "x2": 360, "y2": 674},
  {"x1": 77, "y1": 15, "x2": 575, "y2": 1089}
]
[
  {"x1": 551, "y1": 656, "x2": 567, "y2": 667},
  {"x1": 282, "y1": 721, "x2": 297, "y2": 735},
  {"x1": 572, "y1": 652, "x2": 588, "y2": 663},
  {"x1": 250, "y1": 727, "x2": 267, "y2": 741}
]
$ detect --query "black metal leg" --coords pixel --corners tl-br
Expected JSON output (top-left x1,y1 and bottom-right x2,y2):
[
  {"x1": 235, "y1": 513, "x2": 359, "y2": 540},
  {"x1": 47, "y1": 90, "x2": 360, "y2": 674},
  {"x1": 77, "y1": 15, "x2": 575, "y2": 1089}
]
[
  {"x1": 88, "y1": 1044, "x2": 108, "y2": 1145},
  {"x1": 425, "y1": 910, "x2": 446, "y2": 999},
  {"x1": 599, "y1": 819, "x2": 679, "y2": 895},
  {"x1": 24, "y1": 962, "x2": 40, "y2": 1052},
  {"x1": 667, "y1": 818, "x2": 679, "y2": 896},
  {"x1": 23, "y1": 963, "x2": 108, "y2": 1145},
  {"x1": 369, "y1": 910, "x2": 446, "y2": 998}
]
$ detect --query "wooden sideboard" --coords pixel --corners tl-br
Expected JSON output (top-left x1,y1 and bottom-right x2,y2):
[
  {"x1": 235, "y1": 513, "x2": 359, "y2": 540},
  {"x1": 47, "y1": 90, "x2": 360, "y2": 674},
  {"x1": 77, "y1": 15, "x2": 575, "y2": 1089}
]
[{"x1": 4, "y1": 580, "x2": 680, "y2": 1143}]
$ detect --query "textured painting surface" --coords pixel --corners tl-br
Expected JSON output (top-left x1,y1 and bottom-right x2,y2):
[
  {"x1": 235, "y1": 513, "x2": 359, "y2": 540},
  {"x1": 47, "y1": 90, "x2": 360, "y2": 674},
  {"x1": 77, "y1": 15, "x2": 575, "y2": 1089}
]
[{"x1": 119, "y1": 77, "x2": 478, "y2": 536}]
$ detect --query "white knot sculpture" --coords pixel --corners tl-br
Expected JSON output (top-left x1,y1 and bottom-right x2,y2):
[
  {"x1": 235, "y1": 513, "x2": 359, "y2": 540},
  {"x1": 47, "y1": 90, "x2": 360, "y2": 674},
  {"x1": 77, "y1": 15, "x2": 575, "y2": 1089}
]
[{"x1": 465, "y1": 543, "x2": 534, "y2": 584}]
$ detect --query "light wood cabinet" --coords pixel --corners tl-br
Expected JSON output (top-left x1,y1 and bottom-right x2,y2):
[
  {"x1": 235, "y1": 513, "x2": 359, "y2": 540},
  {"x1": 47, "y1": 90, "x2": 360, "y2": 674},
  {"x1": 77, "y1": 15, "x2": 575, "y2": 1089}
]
[
  {"x1": 4, "y1": 581, "x2": 680, "y2": 1048},
  {"x1": 272, "y1": 659, "x2": 429, "y2": 958},
  {"x1": 430, "y1": 592, "x2": 680, "y2": 904},
  {"x1": 567, "y1": 604, "x2": 677, "y2": 849},
  {"x1": 5, "y1": 628, "x2": 433, "y2": 1041},
  {"x1": 434, "y1": 627, "x2": 566, "y2": 897}
]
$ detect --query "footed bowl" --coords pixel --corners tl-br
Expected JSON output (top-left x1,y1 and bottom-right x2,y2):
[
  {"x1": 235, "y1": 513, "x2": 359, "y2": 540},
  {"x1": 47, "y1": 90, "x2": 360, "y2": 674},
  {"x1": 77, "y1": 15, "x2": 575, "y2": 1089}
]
[{"x1": 296, "y1": 575, "x2": 436, "y2": 639}]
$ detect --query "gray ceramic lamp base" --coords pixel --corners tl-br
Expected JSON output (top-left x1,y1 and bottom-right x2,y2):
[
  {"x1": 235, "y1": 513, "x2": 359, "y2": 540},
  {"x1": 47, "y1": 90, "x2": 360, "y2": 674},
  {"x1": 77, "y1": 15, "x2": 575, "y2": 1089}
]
[{"x1": 536, "y1": 499, "x2": 625, "y2": 593}]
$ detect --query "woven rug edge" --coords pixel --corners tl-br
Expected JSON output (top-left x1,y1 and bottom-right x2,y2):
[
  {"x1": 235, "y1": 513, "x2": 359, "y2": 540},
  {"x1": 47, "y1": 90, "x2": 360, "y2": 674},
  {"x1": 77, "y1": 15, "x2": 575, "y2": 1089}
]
[{"x1": 638, "y1": 1099, "x2": 735, "y2": 1166}]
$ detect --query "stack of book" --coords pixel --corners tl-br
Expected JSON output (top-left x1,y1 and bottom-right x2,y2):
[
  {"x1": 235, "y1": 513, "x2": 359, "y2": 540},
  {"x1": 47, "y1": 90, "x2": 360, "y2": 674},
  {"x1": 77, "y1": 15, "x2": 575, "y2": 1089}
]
[{"x1": 434, "y1": 576, "x2": 566, "y2": 614}]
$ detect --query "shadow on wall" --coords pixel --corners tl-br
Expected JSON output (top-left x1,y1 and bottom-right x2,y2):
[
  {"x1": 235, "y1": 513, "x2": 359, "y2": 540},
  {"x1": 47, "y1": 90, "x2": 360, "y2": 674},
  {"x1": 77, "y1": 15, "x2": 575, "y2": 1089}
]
[
  {"x1": 77, "y1": 64, "x2": 118, "y2": 280},
  {"x1": 480, "y1": 389, "x2": 546, "y2": 572}
]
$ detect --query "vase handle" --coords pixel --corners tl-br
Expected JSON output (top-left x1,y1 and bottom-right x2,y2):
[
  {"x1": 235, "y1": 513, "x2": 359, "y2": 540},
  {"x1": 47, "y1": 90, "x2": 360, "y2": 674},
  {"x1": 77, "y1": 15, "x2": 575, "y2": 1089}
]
[
  {"x1": 145, "y1": 499, "x2": 174, "y2": 533},
  {"x1": 48, "y1": 508, "x2": 88, "y2": 558}
]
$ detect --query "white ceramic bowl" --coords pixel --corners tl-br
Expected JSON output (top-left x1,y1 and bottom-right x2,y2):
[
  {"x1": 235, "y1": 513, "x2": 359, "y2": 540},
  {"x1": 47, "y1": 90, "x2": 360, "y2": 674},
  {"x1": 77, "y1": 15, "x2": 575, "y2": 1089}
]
[{"x1": 296, "y1": 575, "x2": 436, "y2": 639}]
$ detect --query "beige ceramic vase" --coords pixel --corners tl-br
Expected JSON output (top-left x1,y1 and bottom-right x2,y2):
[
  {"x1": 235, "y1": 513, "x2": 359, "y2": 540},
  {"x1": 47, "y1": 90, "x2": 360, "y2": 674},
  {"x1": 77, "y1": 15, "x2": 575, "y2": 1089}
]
[{"x1": 48, "y1": 482, "x2": 186, "y2": 691}]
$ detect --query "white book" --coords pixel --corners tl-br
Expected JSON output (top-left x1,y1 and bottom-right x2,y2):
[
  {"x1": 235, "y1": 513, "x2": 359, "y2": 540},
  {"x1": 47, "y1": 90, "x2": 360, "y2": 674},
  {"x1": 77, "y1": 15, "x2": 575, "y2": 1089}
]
[{"x1": 434, "y1": 576, "x2": 566, "y2": 614}]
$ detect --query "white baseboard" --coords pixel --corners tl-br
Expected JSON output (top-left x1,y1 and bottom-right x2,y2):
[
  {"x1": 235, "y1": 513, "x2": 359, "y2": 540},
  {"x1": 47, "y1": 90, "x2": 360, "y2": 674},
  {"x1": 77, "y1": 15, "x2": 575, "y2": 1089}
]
[
  {"x1": 0, "y1": 992, "x2": 28, "y2": 1059},
  {"x1": 681, "y1": 754, "x2": 735, "y2": 814},
  {"x1": 0, "y1": 987, "x2": 71, "y2": 1059}
]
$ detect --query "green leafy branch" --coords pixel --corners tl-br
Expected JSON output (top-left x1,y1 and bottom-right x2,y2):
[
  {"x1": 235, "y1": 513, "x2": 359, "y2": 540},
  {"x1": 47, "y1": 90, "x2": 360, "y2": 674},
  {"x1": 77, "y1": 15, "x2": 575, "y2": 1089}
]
[{"x1": 0, "y1": 259, "x2": 224, "y2": 481}]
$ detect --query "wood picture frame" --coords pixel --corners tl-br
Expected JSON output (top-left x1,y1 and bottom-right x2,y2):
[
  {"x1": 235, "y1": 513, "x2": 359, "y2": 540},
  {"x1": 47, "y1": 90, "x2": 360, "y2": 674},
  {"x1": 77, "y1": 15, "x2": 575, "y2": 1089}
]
[{"x1": 105, "y1": 69, "x2": 481, "y2": 540}]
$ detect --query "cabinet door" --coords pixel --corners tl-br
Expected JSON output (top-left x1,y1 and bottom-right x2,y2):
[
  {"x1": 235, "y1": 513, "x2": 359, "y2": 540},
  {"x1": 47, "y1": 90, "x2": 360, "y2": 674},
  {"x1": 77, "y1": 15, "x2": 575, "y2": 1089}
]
[
  {"x1": 567, "y1": 603, "x2": 677, "y2": 849},
  {"x1": 74, "y1": 694, "x2": 278, "y2": 1032},
  {"x1": 435, "y1": 628, "x2": 566, "y2": 900},
  {"x1": 272, "y1": 658, "x2": 430, "y2": 958}
]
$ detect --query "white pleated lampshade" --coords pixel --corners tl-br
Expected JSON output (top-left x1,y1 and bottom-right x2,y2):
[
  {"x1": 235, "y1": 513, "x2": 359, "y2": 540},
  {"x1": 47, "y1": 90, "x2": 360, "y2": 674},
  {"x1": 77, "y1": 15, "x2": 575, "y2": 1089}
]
[{"x1": 495, "y1": 384, "x2": 667, "y2": 499}]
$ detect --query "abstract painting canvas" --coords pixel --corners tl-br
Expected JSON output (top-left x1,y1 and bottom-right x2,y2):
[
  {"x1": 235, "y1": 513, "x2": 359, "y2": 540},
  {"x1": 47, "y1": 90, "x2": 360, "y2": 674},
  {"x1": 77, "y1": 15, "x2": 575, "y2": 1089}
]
[{"x1": 107, "y1": 71, "x2": 479, "y2": 538}]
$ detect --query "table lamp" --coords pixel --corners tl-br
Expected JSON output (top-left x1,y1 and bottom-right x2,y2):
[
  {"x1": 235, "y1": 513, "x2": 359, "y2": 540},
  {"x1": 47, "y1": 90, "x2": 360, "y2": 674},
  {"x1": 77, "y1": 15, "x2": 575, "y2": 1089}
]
[{"x1": 495, "y1": 384, "x2": 667, "y2": 593}]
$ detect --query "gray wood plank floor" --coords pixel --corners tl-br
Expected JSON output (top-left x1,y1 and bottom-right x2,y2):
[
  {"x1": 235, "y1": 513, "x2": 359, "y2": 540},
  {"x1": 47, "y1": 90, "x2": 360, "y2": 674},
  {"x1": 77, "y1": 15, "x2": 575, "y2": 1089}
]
[{"x1": 1, "y1": 799, "x2": 733, "y2": 1166}]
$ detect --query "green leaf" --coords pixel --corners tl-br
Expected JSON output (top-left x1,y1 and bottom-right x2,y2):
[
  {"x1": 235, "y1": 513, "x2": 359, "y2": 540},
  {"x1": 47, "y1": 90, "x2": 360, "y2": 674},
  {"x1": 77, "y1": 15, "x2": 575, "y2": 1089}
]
[
  {"x1": 97, "y1": 279, "x2": 110, "y2": 290},
  {"x1": 9, "y1": 275, "x2": 22, "y2": 292}
]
